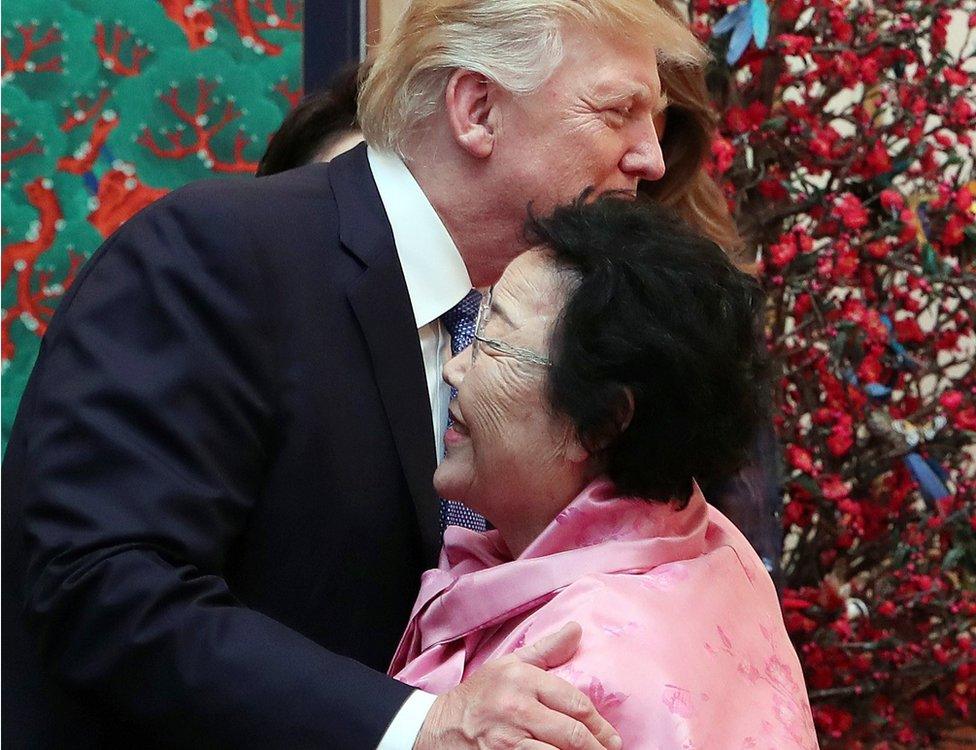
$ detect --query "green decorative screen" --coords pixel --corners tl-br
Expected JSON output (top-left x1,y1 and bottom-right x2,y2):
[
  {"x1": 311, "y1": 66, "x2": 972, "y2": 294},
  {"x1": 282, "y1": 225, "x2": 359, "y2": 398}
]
[{"x1": 2, "y1": 0, "x2": 303, "y2": 451}]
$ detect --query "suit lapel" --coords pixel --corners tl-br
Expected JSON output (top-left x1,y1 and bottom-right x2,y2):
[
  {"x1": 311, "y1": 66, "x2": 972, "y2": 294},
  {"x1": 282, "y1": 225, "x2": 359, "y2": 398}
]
[{"x1": 330, "y1": 145, "x2": 442, "y2": 566}]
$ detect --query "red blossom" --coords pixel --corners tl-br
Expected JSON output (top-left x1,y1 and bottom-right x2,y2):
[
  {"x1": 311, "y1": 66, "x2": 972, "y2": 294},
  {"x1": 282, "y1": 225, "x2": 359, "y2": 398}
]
[
  {"x1": 777, "y1": 0, "x2": 803, "y2": 22},
  {"x1": 954, "y1": 407, "x2": 976, "y2": 431},
  {"x1": 954, "y1": 187, "x2": 974, "y2": 212},
  {"x1": 778, "y1": 33, "x2": 812, "y2": 56},
  {"x1": 695, "y1": 0, "x2": 976, "y2": 742},
  {"x1": 833, "y1": 193, "x2": 869, "y2": 230},
  {"x1": 939, "y1": 391, "x2": 964, "y2": 411},
  {"x1": 863, "y1": 140, "x2": 892, "y2": 176},
  {"x1": 814, "y1": 705, "x2": 854, "y2": 738},
  {"x1": 949, "y1": 97, "x2": 975, "y2": 127},
  {"x1": 880, "y1": 189, "x2": 904, "y2": 212},
  {"x1": 826, "y1": 422, "x2": 854, "y2": 457},
  {"x1": 819, "y1": 475, "x2": 850, "y2": 501},
  {"x1": 865, "y1": 240, "x2": 889, "y2": 259},
  {"x1": 787, "y1": 444, "x2": 815, "y2": 473},
  {"x1": 768, "y1": 235, "x2": 797, "y2": 267},
  {"x1": 944, "y1": 67, "x2": 969, "y2": 87},
  {"x1": 940, "y1": 213, "x2": 967, "y2": 248},
  {"x1": 913, "y1": 696, "x2": 946, "y2": 721},
  {"x1": 710, "y1": 136, "x2": 735, "y2": 174},
  {"x1": 893, "y1": 317, "x2": 925, "y2": 344}
]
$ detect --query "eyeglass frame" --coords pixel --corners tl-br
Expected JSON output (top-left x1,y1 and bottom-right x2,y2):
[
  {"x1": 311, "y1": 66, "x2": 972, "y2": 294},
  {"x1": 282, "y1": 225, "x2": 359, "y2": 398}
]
[{"x1": 471, "y1": 287, "x2": 552, "y2": 367}]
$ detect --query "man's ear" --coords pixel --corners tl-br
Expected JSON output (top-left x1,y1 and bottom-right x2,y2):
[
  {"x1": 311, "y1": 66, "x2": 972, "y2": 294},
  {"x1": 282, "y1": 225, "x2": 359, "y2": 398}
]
[{"x1": 444, "y1": 69, "x2": 496, "y2": 159}]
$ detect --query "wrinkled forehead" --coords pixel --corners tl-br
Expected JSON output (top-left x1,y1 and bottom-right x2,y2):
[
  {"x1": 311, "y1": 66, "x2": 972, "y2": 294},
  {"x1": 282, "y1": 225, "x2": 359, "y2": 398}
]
[
  {"x1": 491, "y1": 251, "x2": 572, "y2": 333},
  {"x1": 544, "y1": 26, "x2": 663, "y2": 107}
]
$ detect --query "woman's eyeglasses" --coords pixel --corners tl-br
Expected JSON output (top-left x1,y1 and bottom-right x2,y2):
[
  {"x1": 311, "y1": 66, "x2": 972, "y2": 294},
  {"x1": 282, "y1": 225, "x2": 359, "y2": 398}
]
[{"x1": 471, "y1": 287, "x2": 552, "y2": 367}]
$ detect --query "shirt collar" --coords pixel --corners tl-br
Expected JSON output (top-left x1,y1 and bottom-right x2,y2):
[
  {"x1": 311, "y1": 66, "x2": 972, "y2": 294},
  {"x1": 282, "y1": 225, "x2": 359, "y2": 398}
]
[{"x1": 367, "y1": 146, "x2": 472, "y2": 328}]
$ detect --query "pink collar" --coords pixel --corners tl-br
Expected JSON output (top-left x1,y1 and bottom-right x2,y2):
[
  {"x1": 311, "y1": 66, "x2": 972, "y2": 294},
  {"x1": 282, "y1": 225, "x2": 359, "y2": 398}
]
[{"x1": 409, "y1": 479, "x2": 709, "y2": 651}]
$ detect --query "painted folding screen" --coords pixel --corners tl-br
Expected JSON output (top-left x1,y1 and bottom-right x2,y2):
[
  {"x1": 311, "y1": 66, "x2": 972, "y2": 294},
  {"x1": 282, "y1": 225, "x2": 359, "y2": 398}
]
[{"x1": 1, "y1": 0, "x2": 308, "y2": 451}]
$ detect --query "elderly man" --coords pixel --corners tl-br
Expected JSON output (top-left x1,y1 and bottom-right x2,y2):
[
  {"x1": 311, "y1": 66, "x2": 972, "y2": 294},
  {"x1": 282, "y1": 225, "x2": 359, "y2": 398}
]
[{"x1": 2, "y1": 0, "x2": 703, "y2": 747}]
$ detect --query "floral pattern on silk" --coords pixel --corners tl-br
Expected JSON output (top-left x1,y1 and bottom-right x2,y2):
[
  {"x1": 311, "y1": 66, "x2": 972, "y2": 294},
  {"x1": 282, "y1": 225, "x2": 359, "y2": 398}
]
[{"x1": 390, "y1": 479, "x2": 819, "y2": 749}]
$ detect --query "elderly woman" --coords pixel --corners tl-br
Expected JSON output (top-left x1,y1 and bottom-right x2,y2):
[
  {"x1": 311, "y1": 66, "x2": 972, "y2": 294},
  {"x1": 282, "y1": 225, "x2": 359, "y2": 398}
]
[{"x1": 390, "y1": 196, "x2": 818, "y2": 749}]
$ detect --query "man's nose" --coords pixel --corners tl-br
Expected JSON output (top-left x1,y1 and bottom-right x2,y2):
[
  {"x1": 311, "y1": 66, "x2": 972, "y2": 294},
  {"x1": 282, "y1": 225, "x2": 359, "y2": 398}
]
[{"x1": 620, "y1": 124, "x2": 666, "y2": 182}]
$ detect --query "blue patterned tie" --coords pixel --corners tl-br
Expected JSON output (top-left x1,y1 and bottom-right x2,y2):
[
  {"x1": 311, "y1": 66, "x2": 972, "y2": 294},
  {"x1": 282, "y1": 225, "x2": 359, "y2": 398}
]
[{"x1": 439, "y1": 290, "x2": 488, "y2": 532}]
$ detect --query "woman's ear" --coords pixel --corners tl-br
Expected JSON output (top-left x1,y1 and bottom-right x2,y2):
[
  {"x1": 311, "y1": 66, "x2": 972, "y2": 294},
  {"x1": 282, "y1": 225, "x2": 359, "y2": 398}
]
[
  {"x1": 564, "y1": 434, "x2": 590, "y2": 465},
  {"x1": 588, "y1": 386, "x2": 635, "y2": 453},
  {"x1": 616, "y1": 387, "x2": 635, "y2": 434},
  {"x1": 564, "y1": 386, "x2": 635, "y2": 465},
  {"x1": 444, "y1": 69, "x2": 496, "y2": 159}
]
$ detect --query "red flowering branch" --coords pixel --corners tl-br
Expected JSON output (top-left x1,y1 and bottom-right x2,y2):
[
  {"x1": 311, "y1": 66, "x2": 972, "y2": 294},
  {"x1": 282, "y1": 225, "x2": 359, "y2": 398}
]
[
  {"x1": 1, "y1": 23, "x2": 63, "y2": 79},
  {"x1": 213, "y1": 0, "x2": 301, "y2": 56},
  {"x1": 60, "y1": 89, "x2": 112, "y2": 132},
  {"x1": 136, "y1": 77, "x2": 259, "y2": 173},
  {"x1": 57, "y1": 110, "x2": 120, "y2": 175},
  {"x1": 693, "y1": 0, "x2": 976, "y2": 746},
  {"x1": 159, "y1": 0, "x2": 217, "y2": 50},
  {"x1": 93, "y1": 21, "x2": 151, "y2": 77},
  {"x1": 1, "y1": 113, "x2": 43, "y2": 184},
  {"x1": 273, "y1": 78, "x2": 302, "y2": 110}
]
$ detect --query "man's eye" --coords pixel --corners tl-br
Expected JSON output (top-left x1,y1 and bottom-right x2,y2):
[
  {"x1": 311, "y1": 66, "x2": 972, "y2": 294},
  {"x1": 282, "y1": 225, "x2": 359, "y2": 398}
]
[{"x1": 604, "y1": 108, "x2": 629, "y2": 125}]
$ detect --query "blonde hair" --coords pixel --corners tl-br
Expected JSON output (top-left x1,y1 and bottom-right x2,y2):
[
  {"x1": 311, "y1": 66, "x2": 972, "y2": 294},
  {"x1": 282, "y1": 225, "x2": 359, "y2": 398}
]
[
  {"x1": 359, "y1": 0, "x2": 707, "y2": 155},
  {"x1": 638, "y1": 0, "x2": 751, "y2": 270}
]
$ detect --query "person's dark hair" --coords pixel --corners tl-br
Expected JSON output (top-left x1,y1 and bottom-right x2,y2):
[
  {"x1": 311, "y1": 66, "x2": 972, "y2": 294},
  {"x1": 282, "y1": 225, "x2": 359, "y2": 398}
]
[
  {"x1": 256, "y1": 62, "x2": 362, "y2": 176},
  {"x1": 527, "y1": 195, "x2": 769, "y2": 507}
]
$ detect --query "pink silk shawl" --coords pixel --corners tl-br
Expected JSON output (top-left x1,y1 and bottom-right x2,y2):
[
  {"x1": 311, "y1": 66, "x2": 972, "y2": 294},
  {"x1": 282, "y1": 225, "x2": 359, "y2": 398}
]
[{"x1": 390, "y1": 479, "x2": 819, "y2": 749}]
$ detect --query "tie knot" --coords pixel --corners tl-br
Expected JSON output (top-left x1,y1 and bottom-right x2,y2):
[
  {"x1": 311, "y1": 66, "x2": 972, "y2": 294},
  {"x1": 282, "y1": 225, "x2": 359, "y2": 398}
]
[{"x1": 442, "y1": 289, "x2": 482, "y2": 356}]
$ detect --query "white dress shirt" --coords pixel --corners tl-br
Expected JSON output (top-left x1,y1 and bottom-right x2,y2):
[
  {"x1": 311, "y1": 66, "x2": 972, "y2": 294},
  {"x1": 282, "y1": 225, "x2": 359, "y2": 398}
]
[{"x1": 366, "y1": 146, "x2": 472, "y2": 750}]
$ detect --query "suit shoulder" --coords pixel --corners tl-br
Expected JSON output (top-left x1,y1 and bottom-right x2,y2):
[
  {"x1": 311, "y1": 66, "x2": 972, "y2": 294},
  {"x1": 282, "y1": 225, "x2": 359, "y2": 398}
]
[{"x1": 115, "y1": 163, "x2": 335, "y2": 236}]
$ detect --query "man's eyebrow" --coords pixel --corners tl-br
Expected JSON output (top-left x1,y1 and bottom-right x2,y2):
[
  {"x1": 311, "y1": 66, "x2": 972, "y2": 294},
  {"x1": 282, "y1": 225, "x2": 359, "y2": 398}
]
[{"x1": 589, "y1": 82, "x2": 660, "y2": 109}]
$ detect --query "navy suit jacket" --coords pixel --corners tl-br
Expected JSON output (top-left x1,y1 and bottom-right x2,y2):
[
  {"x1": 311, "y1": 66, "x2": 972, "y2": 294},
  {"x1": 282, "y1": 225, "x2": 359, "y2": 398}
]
[{"x1": 2, "y1": 144, "x2": 441, "y2": 748}]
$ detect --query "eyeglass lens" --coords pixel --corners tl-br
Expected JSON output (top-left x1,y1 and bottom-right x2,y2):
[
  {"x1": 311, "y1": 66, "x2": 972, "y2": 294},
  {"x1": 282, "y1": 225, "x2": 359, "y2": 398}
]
[{"x1": 472, "y1": 287, "x2": 492, "y2": 362}]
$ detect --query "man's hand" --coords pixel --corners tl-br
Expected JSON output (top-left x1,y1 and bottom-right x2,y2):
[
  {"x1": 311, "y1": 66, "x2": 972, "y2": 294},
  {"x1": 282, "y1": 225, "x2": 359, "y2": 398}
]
[{"x1": 413, "y1": 622, "x2": 622, "y2": 750}]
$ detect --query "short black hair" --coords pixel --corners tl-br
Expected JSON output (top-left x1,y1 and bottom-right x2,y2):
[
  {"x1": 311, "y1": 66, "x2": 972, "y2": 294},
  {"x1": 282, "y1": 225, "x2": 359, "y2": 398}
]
[
  {"x1": 527, "y1": 195, "x2": 769, "y2": 507},
  {"x1": 256, "y1": 63, "x2": 361, "y2": 177}
]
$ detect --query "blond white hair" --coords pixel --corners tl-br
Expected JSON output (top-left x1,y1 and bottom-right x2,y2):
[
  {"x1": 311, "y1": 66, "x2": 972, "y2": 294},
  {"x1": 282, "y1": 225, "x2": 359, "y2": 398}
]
[{"x1": 359, "y1": 0, "x2": 708, "y2": 155}]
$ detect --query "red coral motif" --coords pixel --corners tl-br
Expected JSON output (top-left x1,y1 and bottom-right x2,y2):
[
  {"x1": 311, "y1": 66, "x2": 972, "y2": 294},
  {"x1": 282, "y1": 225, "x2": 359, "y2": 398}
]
[
  {"x1": 94, "y1": 21, "x2": 152, "y2": 76},
  {"x1": 57, "y1": 110, "x2": 120, "y2": 175},
  {"x1": 1, "y1": 179, "x2": 80, "y2": 363},
  {"x1": 137, "y1": 77, "x2": 259, "y2": 173},
  {"x1": 87, "y1": 163, "x2": 169, "y2": 238},
  {"x1": 2, "y1": 178, "x2": 62, "y2": 287},
  {"x1": 1, "y1": 23, "x2": 63, "y2": 80},
  {"x1": 213, "y1": 0, "x2": 301, "y2": 56},
  {"x1": 1, "y1": 113, "x2": 43, "y2": 183},
  {"x1": 273, "y1": 78, "x2": 302, "y2": 110},
  {"x1": 60, "y1": 88, "x2": 113, "y2": 132},
  {"x1": 160, "y1": 0, "x2": 217, "y2": 49}
]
